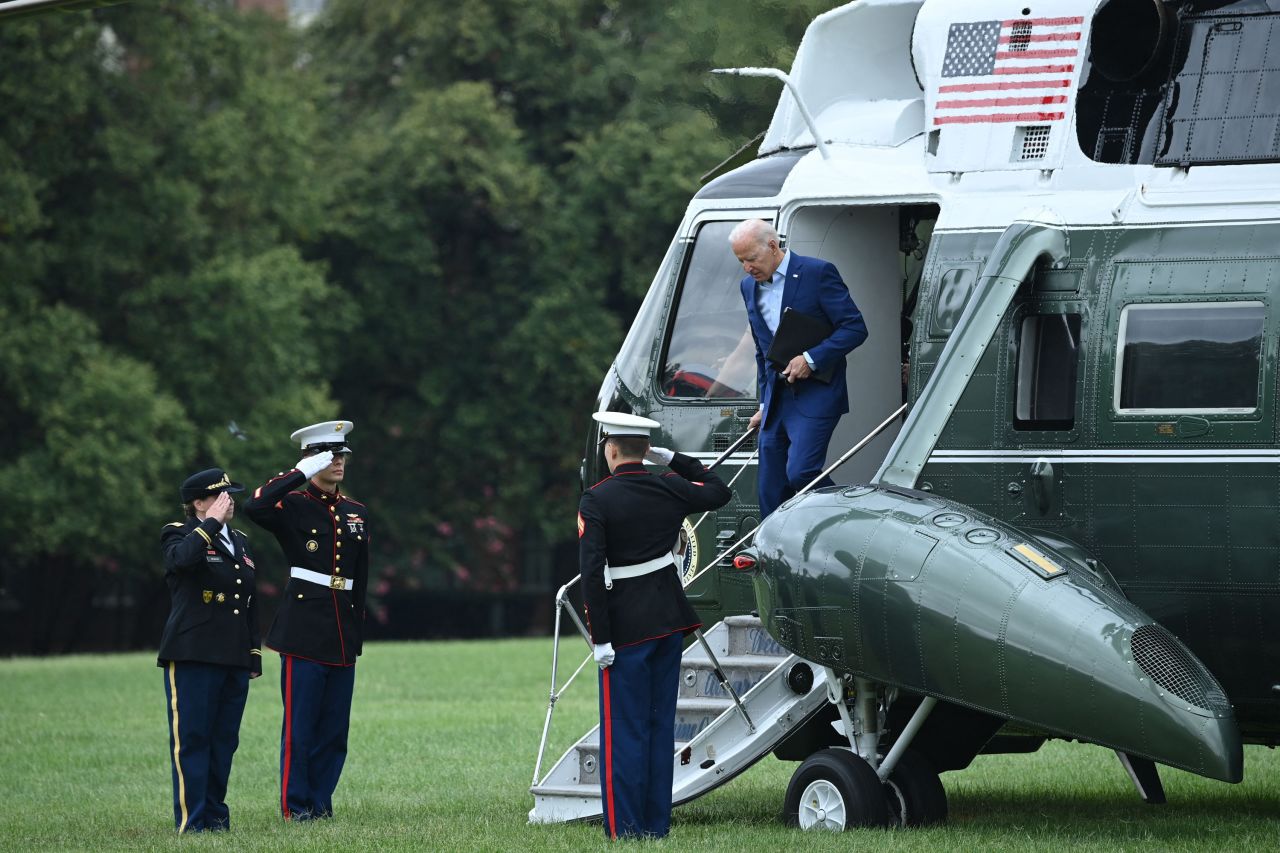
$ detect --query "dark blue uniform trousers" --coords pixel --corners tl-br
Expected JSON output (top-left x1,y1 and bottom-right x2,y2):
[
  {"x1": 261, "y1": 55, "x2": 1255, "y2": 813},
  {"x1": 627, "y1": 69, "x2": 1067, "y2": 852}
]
[
  {"x1": 280, "y1": 654, "x2": 356, "y2": 820},
  {"x1": 162, "y1": 661, "x2": 249, "y2": 833},
  {"x1": 597, "y1": 631, "x2": 684, "y2": 839},
  {"x1": 758, "y1": 392, "x2": 839, "y2": 518}
]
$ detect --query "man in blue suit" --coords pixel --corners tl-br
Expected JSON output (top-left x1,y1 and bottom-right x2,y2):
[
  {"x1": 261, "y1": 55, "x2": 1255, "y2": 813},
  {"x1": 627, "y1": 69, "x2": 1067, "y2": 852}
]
[{"x1": 730, "y1": 219, "x2": 868, "y2": 518}]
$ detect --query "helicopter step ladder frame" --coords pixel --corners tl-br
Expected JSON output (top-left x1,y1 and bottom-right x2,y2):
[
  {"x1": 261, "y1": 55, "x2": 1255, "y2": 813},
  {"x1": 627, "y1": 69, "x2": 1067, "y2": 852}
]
[
  {"x1": 528, "y1": 613, "x2": 834, "y2": 824},
  {"x1": 529, "y1": 407, "x2": 915, "y2": 826}
]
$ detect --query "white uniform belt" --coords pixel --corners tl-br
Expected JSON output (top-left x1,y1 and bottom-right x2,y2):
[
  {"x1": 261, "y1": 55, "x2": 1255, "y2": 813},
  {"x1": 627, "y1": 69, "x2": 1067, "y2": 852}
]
[
  {"x1": 290, "y1": 566, "x2": 353, "y2": 591},
  {"x1": 604, "y1": 555, "x2": 674, "y2": 589}
]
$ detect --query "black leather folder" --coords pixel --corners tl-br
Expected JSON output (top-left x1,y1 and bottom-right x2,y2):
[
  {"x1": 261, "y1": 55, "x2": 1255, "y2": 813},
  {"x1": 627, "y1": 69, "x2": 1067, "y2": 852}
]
[{"x1": 765, "y1": 307, "x2": 836, "y2": 383}]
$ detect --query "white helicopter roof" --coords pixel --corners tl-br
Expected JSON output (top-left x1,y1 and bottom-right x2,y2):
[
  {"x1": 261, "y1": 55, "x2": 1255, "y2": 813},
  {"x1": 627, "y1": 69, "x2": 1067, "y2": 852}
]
[{"x1": 724, "y1": 0, "x2": 1280, "y2": 231}]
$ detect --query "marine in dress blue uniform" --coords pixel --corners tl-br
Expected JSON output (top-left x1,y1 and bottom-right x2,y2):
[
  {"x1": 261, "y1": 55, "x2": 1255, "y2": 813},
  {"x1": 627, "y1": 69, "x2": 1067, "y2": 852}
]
[
  {"x1": 579, "y1": 413, "x2": 732, "y2": 839},
  {"x1": 158, "y1": 468, "x2": 262, "y2": 833},
  {"x1": 731, "y1": 218, "x2": 869, "y2": 518},
  {"x1": 241, "y1": 420, "x2": 370, "y2": 821}
]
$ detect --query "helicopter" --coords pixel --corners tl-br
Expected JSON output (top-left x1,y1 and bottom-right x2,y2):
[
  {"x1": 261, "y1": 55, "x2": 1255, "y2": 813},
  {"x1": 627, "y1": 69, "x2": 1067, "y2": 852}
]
[{"x1": 533, "y1": 0, "x2": 1278, "y2": 832}]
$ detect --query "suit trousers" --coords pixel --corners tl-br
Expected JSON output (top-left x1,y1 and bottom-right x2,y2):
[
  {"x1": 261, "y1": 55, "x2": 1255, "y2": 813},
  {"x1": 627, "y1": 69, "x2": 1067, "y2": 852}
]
[
  {"x1": 162, "y1": 661, "x2": 249, "y2": 833},
  {"x1": 758, "y1": 387, "x2": 839, "y2": 518},
  {"x1": 597, "y1": 631, "x2": 684, "y2": 839},
  {"x1": 279, "y1": 654, "x2": 356, "y2": 820}
]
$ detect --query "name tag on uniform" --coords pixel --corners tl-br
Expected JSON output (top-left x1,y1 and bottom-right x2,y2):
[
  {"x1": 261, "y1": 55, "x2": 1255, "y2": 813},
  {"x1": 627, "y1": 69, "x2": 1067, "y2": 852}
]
[{"x1": 205, "y1": 548, "x2": 224, "y2": 563}]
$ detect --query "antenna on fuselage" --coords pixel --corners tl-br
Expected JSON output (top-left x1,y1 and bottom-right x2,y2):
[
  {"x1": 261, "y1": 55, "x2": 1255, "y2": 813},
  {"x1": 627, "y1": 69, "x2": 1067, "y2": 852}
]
[{"x1": 711, "y1": 67, "x2": 832, "y2": 160}]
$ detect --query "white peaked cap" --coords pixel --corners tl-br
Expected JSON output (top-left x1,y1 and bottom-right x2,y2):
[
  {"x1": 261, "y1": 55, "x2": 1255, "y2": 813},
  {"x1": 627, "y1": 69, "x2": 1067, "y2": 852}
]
[
  {"x1": 291, "y1": 420, "x2": 355, "y2": 450},
  {"x1": 592, "y1": 412, "x2": 660, "y2": 438}
]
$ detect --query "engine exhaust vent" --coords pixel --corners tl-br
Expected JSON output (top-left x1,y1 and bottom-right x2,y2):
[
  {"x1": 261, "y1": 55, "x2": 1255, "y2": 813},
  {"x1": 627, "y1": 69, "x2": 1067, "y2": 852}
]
[{"x1": 1130, "y1": 624, "x2": 1231, "y2": 713}]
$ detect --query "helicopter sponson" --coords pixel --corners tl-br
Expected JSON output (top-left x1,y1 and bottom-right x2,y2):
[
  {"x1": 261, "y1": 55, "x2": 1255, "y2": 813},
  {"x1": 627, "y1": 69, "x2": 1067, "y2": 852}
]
[{"x1": 738, "y1": 484, "x2": 1243, "y2": 783}]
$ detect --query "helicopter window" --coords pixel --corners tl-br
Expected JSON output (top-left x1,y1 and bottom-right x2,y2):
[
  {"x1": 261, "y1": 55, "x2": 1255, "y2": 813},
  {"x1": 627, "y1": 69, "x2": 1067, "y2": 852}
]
[
  {"x1": 615, "y1": 233, "x2": 681, "y2": 395},
  {"x1": 1116, "y1": 302, "x2": 1265, "y2": 413},
  {"x1": 660, "y1": 220, "x2": 757, "y2": 400},
  {"x1": 1015, "y1": 313, "x2": 1081, "y2": 430}
]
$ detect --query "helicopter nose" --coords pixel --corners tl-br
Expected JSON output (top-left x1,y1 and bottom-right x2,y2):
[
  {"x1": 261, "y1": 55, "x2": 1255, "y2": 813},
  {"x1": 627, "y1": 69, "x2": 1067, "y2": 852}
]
[{"x1": 751, "y1": 486, "x2": 1243, "y2": 784}]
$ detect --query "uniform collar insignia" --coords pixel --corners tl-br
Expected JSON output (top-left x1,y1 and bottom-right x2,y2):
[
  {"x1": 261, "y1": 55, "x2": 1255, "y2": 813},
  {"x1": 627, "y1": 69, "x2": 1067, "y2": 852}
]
[{"x1": 306, "y1": 482, "x2": 342, "y2": 502}]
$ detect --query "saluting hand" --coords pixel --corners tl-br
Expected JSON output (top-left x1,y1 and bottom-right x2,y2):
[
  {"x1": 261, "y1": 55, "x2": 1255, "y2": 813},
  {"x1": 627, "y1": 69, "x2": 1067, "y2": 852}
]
[
  {"x1": 206, "y1": 492, "x2": 233, "y2": 524},
  {"x1": 296, "y1": 450, "x2": 335, "y2": 479}
]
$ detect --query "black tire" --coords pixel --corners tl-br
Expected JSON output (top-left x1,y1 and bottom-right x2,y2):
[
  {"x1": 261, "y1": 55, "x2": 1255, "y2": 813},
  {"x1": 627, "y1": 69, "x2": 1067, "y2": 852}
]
[
  {"x1": 782, "y1": 748, "x2": 890, "y2": 831},
  {"x1": 882, "y1": 748, "x2": 948, "y2": 827}
]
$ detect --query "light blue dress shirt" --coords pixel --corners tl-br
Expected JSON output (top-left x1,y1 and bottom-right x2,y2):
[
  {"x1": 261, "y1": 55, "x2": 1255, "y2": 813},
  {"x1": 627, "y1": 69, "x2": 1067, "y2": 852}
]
[
  {"x1": 755, "y1": 249, "x2": 790, "y2": 333},
  {"x1": 755, "y1": 250, "x2": 815, "y2": 377}
]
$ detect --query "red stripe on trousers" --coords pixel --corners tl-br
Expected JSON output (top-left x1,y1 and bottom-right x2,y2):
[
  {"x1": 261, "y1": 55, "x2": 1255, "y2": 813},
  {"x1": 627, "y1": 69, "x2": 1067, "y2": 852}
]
[
  {"x1": 282, "y1": 655, "x2": 293, "y2": 819},
  {"x1": 602, "y1": 668, "x2": 617, "y2": 839}
]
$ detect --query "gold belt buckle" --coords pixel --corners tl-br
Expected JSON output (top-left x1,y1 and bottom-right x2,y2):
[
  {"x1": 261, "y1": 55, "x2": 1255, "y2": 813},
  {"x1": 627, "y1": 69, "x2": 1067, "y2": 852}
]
[{"x1": 329, "y1": 574, "x2": 345, "y2": 590}]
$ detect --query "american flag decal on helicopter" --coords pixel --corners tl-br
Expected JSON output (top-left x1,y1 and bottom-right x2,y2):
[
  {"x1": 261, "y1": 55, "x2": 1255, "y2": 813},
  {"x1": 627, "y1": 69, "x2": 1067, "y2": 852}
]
[{"x1": 934, "y1": 16, "x2": 1084, "y2": 125}]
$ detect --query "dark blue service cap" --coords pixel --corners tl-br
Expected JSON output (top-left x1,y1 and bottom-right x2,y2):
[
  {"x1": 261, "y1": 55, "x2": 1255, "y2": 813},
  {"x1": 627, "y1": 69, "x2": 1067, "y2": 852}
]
[{"x1": 180, "y1": 468, "x2": 245, "y2": 502}]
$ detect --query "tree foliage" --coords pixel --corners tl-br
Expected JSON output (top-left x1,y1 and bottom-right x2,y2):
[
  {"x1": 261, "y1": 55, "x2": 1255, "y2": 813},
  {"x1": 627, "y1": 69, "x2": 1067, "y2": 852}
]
[{"x1": 1, "y1": 0, "x2": 840, "y2": 646}]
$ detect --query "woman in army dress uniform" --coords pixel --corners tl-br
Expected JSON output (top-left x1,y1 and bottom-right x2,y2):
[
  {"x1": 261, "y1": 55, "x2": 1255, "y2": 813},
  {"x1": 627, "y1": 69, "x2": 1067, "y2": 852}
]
[{"x1": 158, "y1": 467, "x2": 262, "y2": 833}]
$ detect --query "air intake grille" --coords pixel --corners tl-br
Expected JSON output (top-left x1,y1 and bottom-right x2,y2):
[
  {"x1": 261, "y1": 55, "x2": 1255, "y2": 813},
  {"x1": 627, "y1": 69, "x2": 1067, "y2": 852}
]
[
  {"x1": 1130, "y1": 624, "x2": 1231, "y2": 712},
  {"x1": 1016, "y1": 125, "x2": 1052, "y2": 160},
  {"x1": 1009, "y1": 20, "x2": 1032, "y2": 52},
  {"x1": 712, "y1": 433, "x2": 757, "y2": 453}
]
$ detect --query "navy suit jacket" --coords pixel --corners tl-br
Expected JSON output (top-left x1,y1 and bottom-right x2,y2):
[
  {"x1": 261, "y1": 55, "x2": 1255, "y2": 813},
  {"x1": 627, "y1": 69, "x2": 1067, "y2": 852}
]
[{"x1": 740, "y1": 252, "x2": 868, "y2": 424}]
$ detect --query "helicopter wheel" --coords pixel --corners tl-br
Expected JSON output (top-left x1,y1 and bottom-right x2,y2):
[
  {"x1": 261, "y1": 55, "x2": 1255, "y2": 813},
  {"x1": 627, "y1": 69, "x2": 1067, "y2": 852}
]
[
  {"x1": 882, "y1": 748, "x2": 948, "y2": 827},
  {"x1": 783, "y1": 748, "x2": 890, "y2": 831}
]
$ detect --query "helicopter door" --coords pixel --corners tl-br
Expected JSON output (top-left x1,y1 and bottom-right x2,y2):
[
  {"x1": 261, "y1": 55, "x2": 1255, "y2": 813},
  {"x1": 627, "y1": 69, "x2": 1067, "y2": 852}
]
[{"x1": 1002, "y1": 267, "x2": 1087, "y2": 526}]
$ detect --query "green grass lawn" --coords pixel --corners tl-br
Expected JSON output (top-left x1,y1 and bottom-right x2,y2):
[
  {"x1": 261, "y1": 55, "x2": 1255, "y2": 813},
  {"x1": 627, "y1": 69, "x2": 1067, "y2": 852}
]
[{"x1": 1, "y1": 639, "x2": 1276, "y2": 851}]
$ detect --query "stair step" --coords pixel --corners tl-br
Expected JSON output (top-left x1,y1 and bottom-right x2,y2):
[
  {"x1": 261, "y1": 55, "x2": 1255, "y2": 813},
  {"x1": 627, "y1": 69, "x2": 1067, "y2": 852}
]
[
  {"x1": 676, "y1": 697, "x2": 733, "y2": 714},
  {"x1": 680, "y1": 652, "x2": 785, "y2": 668},
  {"x1": 530, "y1": 782, "x2": 599, "y2": 798}
]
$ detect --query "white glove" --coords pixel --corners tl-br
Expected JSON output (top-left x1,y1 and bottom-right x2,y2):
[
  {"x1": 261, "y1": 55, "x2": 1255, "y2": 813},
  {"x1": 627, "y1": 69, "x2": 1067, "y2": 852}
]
[
  {"x1": 593, "y1": 643, "x2": 615, "y2": 669},
  {"x1": 644, "y1": 446, "x2": 675, "y2": 465},
  {"x1": 296, "y1": 450, "x2": 335, "y2": 479}
]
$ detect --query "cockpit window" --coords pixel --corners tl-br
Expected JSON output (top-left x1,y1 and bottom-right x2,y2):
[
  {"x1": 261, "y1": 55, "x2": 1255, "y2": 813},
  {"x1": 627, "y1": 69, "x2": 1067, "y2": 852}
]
[
  {"x1": 615, "y1": 234, "x2": 680, "y2": 395},
  {"x1": 1116, "y1": 302, "x2": 1265, "y2": 413},
  {"x1": 659, "y1": 220, "x2": 757, "y2": 400}
]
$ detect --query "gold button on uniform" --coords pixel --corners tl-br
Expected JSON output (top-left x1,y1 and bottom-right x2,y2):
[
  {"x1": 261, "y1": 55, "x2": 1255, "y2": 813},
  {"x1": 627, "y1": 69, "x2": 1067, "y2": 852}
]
[
  {"x1": 236, "y1": 578, "x2": 242, "y2": 585},
  {"x1": 297, "y1": 594, "x2": 304, "y2": 600},
  {"x1": 234, "y1": 609, "x2": 240, "y2": 615},
  {"x1": 234, "y1": 594, "x2": 240, "y2": 600},
  {"x1": 311, "y1": 529, "x2": 318, "y2": 534},
  {"x1": 337, "y1": 542, "x2": 342, "y2": 548}
]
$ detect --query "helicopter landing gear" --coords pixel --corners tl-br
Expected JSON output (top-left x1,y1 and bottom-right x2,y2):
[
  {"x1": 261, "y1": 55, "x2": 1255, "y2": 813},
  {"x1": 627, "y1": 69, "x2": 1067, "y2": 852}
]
[
  {"x1": 783, "y1": 748, "x2": 890, "y2": 830},
  {"x1": 786, "y1": 670, "x2": 949, "y2": 831},
  {"x1": 883, "y1": 748, "x2": 948, "y2": 827}
]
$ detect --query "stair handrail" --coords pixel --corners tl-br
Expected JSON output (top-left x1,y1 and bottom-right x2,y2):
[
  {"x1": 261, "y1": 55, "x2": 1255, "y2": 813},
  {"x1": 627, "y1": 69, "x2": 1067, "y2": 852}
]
[{"x1": 680, "y1": 402, "x2": 909, "y2": 592}]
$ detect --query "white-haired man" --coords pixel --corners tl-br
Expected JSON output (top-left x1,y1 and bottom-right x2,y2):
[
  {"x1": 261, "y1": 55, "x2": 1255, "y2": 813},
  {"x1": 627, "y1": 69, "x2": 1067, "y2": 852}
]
[{"x1": 729, "y1": 218, "x2": 868, "y2": 516}]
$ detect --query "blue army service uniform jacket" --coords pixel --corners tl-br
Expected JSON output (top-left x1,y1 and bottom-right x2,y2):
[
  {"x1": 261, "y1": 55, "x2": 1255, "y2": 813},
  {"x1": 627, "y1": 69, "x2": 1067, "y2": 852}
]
[
  {"x1": 157, "y1": 517, "x2": 262, "y2": 675},
  {"x1": 739, "y1": 252, "x2": 869, "y2": 426},
  {"x1": 578, "y1": 453, "x2": 732, "y2": 647},
  {"x1": 243, "y1": 473, "x2": 369, "y2": 666}
]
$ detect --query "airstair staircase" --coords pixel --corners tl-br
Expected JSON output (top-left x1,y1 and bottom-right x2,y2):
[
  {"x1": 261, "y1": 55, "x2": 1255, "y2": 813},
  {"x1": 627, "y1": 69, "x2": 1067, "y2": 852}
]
[{"x1": 528, "y1": 614, "x2": 832, "y2": 823}]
